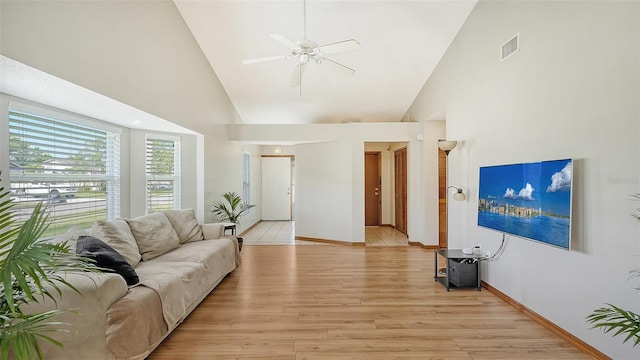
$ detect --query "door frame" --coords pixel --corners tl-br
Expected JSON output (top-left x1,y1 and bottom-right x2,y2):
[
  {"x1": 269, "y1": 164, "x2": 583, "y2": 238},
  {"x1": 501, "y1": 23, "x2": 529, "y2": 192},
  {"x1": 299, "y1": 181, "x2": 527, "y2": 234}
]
[
  {"x1": 394, "y1": 147, "x2": 408, "y2": 235},
  {"x1": 438, "y1": 148, "x2": 447, "y2": 248},
  {"x1": 261, "y1": 155, "x2": 294, "y2": 220},
  {"x1": 364, "y1": 151, "x2": 382, "y2": 226}
]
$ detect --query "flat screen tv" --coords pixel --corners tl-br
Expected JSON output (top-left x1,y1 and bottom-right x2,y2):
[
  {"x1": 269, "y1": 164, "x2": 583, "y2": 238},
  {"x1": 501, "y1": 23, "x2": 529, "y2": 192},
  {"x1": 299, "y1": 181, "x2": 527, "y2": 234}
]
[{"x1": 477, "y1": 159, "x2": 572, "y2": 250}]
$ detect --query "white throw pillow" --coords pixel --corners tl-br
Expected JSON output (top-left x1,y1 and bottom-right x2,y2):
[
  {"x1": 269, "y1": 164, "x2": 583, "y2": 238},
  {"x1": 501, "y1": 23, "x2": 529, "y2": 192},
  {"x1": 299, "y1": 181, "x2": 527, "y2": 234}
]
[
  {"x1": 163, "y1": 209, "x2": 204, "y2": 244},
  {"x1": 91, "y1": 219, "x2": 141, "y2": 267},
  {"x1": 126, "y1": 212, "x2": 180, "y2": 261},
  {"x1": 49, "y1": 225, "x2": 88, "y2": 250}
]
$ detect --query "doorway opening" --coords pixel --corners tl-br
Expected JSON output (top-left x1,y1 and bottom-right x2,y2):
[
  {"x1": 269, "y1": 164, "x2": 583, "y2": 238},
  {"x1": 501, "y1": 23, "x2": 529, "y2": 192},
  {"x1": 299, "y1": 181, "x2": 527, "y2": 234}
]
[{"x1": 364, "y1": 142, "x2": 408, "y2": 246}]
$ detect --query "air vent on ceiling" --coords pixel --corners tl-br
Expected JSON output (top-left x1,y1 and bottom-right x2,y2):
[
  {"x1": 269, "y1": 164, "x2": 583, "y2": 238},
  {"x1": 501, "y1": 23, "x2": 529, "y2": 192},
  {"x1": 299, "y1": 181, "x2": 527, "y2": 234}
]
[{"x1": 501, "y1": 33, "x2": 519, "y2": 62}]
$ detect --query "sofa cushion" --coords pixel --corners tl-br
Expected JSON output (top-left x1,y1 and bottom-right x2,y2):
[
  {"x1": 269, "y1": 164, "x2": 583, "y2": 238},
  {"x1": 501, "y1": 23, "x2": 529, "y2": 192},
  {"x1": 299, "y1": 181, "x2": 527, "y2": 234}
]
[
  {"x1": 163, "y1": 209, "x2": 204, "y2": 244},
  {"x1": 151, "y1": 238, "x2": 238, "y2": 269},
  {"x1": 50, "y1": 225, "x2": 88, "y2": 249},
  {"x1": 76, "y1": 236, "x2": 140, "y2": 286},
  {"x1": 91, "y1": 219, "x2": 141, "y2": 267},
  {"x1": 127, "y1": 212, "x2": 180, "y2": 261},
  {"x1": 135, "y1": 261, "x2": 207, "y2": 329}
]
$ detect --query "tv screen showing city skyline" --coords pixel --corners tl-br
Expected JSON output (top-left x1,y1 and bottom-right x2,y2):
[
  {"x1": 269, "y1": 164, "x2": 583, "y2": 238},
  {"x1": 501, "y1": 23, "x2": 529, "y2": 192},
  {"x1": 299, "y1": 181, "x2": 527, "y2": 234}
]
[{"x1": 477, "y1": 158, "x2": 573, "y2": 250}]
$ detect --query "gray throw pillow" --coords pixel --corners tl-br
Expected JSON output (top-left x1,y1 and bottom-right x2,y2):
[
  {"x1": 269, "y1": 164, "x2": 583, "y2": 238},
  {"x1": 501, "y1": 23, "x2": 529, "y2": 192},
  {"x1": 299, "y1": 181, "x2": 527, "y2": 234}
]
[{"x1": 76, "y1": 236, "x2": 139, "y2": 286}]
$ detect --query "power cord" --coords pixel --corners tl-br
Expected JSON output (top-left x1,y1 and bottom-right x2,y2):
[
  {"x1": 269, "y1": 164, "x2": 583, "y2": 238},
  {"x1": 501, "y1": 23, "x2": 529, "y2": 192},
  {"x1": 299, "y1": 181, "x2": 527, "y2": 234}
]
[{"x1": 479, "y1": 233, "x2": 507, "y2": 261}]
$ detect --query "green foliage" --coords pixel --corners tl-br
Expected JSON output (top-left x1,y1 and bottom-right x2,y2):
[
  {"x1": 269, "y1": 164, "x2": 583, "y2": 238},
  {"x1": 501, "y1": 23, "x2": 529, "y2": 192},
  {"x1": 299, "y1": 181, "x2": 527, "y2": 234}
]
[
  {"x1": 211, "y1": 191, "x2": 255, "y2": 225},
  {"x1": 9, "y1": 136, "x2": 52, "y2": 171},
  {"x1": 0, "y1": 174, "x2": 100, "y2": 359},
  {"x1": 587, "y1": 194, "x2": 640, "y2": 347},
  {"x1": 587, "y1": 304, "x2": 640, "y2": 346},
  {"x1": 67, "y1": 137, "x2": 106, "y2": 174},
  {"x1": 146, "y1": 139, "x2": 176, "y2": 176}
]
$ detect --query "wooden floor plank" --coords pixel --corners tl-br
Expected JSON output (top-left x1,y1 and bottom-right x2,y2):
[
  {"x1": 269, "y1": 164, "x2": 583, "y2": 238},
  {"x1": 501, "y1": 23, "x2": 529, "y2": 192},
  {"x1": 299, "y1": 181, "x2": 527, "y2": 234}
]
[{"x1": 148, "y1": 245, "x2": 592, "y2": 359}]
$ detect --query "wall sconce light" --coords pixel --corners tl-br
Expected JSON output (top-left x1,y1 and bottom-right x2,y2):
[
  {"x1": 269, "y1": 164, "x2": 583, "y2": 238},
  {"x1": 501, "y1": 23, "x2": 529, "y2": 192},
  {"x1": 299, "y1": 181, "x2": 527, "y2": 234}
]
[
  {"x1": 438, "y1": 140, "x2": 458, "y2": 155},
  {"x1": 274, "y1": 146, "x2": 282, "y2": 154},
  {"x1": 448, "y1": 186, "x2": 466, "y2": 201}
]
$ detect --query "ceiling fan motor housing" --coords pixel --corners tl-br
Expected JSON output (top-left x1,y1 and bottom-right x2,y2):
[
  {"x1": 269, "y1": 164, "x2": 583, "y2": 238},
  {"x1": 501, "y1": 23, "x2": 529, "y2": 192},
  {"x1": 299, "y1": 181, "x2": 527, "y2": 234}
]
[{"x1": 293, "y1": 40, "x2": 322, "y2": 64}]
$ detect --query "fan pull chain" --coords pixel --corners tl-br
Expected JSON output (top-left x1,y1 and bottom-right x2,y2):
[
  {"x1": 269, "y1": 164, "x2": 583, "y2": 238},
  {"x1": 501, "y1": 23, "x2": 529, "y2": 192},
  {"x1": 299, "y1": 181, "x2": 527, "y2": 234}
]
[{"x1": 303, "y1": 0, "x2": 307, "y2": 40}]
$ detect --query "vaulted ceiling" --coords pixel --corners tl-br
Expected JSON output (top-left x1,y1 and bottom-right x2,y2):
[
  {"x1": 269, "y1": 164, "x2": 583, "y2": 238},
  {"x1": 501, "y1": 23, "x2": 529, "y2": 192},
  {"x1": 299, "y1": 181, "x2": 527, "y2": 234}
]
[{"x1": 175, "y1": 0, "x2": 477, "y2": 125}]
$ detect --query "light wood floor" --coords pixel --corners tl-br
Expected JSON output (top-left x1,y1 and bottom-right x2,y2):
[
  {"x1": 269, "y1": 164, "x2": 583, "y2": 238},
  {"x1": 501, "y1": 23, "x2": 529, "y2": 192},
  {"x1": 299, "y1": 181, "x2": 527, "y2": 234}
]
[
  {"x1": 242, "y1": 221, "x2": 408, "y2": 246},
  {"x1": 149, "y1": 246, "x2": 591, "y2": 360}
]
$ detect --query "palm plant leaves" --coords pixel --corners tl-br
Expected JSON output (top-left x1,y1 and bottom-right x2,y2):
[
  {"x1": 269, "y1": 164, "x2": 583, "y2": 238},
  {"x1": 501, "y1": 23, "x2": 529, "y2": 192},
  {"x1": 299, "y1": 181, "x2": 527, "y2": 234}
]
[
  {"x1": 0, "y1": 174, "x2": 101, "y2": 359},
  {"x1": 211, "y1": 191, "x2": 256, "y2": 224},
  {"x1": 0, "y1": 310, "x2": 68, "y2": 360},
  {"x1": 587, "y1": 193, "x2": 640, "y2": 347},
  {"x1": 587, "y1": 304, "x2": 640, "y2": 346}
]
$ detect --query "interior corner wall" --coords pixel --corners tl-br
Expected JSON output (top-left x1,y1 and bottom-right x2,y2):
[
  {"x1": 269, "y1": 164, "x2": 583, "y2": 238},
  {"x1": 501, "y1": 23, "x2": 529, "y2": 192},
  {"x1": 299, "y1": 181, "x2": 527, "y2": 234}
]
[
  {"x1": 422, "y1": 121, "x2": 445, "y2": 246},
  {"x1": 0, "y1": 1, "x2": 244, "y2": 222},
  {"x1": 407, "y1": 1, "x2": 639, "y2": 358},
  {"x1": 203, "y1": 126, "x2": 262, "y2": 234}
]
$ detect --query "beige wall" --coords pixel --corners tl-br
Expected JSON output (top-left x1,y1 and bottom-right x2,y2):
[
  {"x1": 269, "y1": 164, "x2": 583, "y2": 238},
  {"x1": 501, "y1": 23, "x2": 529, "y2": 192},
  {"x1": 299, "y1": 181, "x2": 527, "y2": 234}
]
[{"x1": 407, "y1": 1, "x2": 639, "y2": 357}]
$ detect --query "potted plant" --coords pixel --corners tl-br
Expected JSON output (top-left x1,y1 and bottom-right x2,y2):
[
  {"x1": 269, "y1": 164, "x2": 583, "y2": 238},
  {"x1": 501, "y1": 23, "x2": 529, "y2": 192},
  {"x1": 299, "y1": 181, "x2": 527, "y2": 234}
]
[
  {"x1": 210, "y1": 191, "x2": 255, "y2": 250},
  {"x1": 0, "y1": 175, "x2": 99, "y2": 359},
  {"x1": 586, "y1": 194, "x2": 640, "y2": 347}
]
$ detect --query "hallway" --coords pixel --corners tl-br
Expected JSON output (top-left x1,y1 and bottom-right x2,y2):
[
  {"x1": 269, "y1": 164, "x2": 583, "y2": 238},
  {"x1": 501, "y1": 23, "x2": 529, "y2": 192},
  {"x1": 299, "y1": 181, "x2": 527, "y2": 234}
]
[{"x1": 241, "y1": 221, "x2": 408, "y2": 246}]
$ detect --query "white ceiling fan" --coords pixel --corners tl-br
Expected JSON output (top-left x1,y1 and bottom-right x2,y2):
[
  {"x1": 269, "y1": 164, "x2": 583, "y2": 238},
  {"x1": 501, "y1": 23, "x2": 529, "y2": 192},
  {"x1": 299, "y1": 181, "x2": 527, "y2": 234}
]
[{"x1": 241, "y1": 0, "x2": 360, "y2": 93}]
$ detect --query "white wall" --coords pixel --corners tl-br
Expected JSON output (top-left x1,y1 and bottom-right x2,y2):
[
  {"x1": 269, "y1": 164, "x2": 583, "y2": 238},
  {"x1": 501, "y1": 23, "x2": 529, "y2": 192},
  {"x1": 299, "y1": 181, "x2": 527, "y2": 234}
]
[
  {"x1": 407, "y1": 1, "x2": 639, "y2": 358},
  {"x1": 242, "y1": 122, "x2": 428, "y2": 243},
  {"x1": 203, "y1": 126, "x2": 262, "y2": 233},
  {"x1": 296, "y1": 140, "x2": 354, "y2": 241},
  {"x1": 232, "y1": 124, "x2": 442, "y2": 244},
  {"x1": 421, "y1": 121, "x2": 446, "y2": 246},
  {"x1": 261, "y1": 145, "x2": 295, "y2": 157},
  {"x1": 0, "y1": 1, "x2": 248, "y2": 224},
  {"x1": 0, "y1": 0, "x2": 240, "y2": 129}
]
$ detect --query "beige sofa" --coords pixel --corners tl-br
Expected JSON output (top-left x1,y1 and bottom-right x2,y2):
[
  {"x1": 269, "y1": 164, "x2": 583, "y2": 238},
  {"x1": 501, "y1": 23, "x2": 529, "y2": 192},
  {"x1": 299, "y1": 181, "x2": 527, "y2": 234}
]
[{"x1": 23, "y1": 209, "x2": 240, "y2": 360}]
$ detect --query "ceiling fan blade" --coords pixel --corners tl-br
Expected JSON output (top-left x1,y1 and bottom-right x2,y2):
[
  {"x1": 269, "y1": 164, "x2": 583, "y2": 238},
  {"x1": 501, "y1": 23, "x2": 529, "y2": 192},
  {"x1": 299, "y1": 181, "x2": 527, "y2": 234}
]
[
  {"x1": 270, "y1": 34, "x2": 301, "y2": 50},
  {"x1": 322, "y1": 58, "x2": 355, "y2": 77},
  {"x1": 290, "y1": 62, "x2": 307, "y2": 87},
  {"x1": 317, "y1": 39, "x2": 360, "y2": 55},
  {"x1": 241, "y1": 55, "x2": 288, "y2": 65}
]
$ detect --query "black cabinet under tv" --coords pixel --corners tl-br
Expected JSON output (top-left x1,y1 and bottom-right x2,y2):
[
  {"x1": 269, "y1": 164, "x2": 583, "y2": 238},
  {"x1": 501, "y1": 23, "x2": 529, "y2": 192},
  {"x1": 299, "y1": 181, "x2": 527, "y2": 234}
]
[{"x1": 434, "y1": 249, "x2": 482, "y2": 291}]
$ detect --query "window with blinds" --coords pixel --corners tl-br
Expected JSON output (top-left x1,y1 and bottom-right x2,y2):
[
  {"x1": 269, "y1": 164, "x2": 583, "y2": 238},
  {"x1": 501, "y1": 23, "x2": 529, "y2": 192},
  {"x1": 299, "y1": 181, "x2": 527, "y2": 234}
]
[
  {"x1": 8, "y1": 109, "x2": 121, "y2": 237},
  {"x1": 146, "y1": 137, "x2": 180, "y2": 213},
  {"x1": 242, "y1": 152, "x2": 250, "y2": 206}
]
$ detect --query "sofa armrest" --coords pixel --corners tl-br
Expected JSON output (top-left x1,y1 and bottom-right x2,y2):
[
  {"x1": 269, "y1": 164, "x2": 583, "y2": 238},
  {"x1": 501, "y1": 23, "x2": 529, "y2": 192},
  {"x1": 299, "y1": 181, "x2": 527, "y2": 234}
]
[
  {"x1": 20, "y1": 272, "x2": 128, "y2": 359},
  {"x1": 200, "y1": 223, "x2": 225, "y2": 240}
]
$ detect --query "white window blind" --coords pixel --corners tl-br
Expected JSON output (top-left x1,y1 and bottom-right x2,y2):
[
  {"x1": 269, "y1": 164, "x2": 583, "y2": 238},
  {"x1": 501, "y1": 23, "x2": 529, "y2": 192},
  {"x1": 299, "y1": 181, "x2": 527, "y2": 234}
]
[
  {"x1": 242, "y1": 153, "x2": 250, "y2": 206},
  {"x1": 8, "y1": 109, "x2": 120, "y2": 237},
  {"x1": 146, "y1": 137, "x2": 180, "y2": 213}
]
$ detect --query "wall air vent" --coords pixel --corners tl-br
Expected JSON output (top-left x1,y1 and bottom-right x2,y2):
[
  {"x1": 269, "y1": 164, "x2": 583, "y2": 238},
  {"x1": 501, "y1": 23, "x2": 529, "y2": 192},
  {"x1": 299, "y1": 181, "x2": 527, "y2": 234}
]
[{"x1": 500, "y1": 33, "x2": 519, "y2": 62}]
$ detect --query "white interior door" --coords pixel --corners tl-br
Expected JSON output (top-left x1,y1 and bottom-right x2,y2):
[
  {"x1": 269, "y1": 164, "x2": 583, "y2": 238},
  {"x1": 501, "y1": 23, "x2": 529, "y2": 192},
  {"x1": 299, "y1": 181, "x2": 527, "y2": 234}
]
[{"x1": 262, "y1": 157, "x2": 292, "y2": 220}]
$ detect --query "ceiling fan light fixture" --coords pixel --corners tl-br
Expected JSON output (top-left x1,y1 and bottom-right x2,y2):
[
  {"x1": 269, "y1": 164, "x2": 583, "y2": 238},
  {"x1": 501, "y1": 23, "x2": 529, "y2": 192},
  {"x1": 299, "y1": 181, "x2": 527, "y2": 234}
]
[{"x1": 240, "y1": 0, "x2": 359, "y2": 94}]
